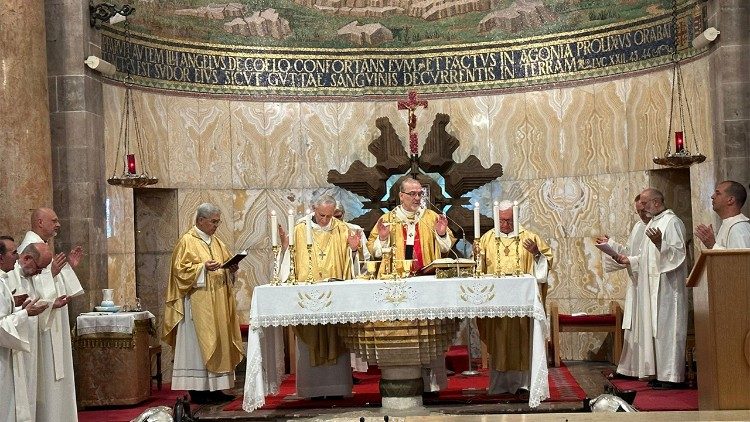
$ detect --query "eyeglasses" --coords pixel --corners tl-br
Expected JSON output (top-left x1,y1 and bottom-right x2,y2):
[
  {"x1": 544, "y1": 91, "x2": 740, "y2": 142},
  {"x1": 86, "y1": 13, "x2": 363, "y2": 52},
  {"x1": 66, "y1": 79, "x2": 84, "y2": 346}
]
[
  {"x1": 402, "y1": 190, "x2": 425, "y2": 198},
  {"x1": 202, "y1": 217, "x2": 221, "y2": 225}
]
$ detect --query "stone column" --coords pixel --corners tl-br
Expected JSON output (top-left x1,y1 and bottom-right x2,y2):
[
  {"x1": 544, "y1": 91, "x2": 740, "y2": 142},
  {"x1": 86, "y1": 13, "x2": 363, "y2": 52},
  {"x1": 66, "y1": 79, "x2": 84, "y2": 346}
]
[
  {"x1": 707, "y1": 1, "x2": 750, "y2": 213},
  {"x1": 0, "y1": 0, "x2": 53, "y2": 236},
  {"x1": 45, "y1": 0, "x2": 109, "y2": 317}
]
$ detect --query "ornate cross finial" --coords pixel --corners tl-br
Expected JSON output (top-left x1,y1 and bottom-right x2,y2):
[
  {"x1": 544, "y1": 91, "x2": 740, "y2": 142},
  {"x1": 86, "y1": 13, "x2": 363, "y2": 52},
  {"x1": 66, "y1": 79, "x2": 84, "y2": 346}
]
[{"x1": 397, "y1": 91, "x2": 428, "y2": 156}]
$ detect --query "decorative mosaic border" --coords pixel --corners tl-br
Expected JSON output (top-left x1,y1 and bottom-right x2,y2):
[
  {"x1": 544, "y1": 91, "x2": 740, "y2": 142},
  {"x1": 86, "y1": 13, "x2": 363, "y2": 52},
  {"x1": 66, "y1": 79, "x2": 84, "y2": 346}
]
[{"x1": 101, "y1": 2, "x2": 705, "y2": 98}]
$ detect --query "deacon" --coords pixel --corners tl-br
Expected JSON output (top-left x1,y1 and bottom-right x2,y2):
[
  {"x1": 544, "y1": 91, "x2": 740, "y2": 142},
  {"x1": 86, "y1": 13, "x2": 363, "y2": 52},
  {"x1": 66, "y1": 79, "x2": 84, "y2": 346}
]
[
  {"x1": 475, "y1": 200, "x2": 553, "y2": 397},
  {"x1": 597, "y1": 194, "x2": 654, "y2": 379},
  {"x1": 16, "y1": 208, "x2": 83, "y2": 422},
  {"x1": 4, "y1": 241, "x2": 53, "y2": 422},
  {"x1": 0, "y1": 238, "x2": 49, "y2": 422},
  {"x1": 278, "y1": 194, "x2": 360, "y2": 399},
  {"x1": 163, "y1": 203, "x2": 244, "y2": 404},
  {"x1": 615, "y1": 188, "x2": 688, "y2": 389},
  {"x1": 366, "y1": 177, "x2": 455, "y2": 394},
  {"x1": 695, "y1": 180, "x2": 750, "y2": 249}
]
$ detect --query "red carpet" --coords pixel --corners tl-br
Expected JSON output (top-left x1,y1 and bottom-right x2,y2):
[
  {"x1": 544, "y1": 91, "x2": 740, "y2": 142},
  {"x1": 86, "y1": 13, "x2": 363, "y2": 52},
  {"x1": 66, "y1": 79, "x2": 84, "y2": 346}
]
[
  {"x1": 608, "y1": 377, "x2": 698, "y2": 411},
  {"x1": 77, "y1": 386, "x2": 192, "y2": 422},
  {"x1": 223, "y1": 363, "x2": 586, "y2": 411}
]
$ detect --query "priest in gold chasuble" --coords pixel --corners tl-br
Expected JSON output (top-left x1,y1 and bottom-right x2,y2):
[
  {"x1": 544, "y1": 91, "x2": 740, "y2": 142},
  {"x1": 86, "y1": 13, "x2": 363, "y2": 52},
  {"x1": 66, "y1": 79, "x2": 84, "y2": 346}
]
[
  {"x1": 476, "y1": 201, "x2": 553, "y2": 396},
  {"x1": 163, "y1": 203, "x2": 244, "y2": 404},
  {"x1": 366, "y1": 178, "x2": 456, "y2": 393},
  {"x1": 279, "y1": 194, "x2": 361, "y2": 399}
]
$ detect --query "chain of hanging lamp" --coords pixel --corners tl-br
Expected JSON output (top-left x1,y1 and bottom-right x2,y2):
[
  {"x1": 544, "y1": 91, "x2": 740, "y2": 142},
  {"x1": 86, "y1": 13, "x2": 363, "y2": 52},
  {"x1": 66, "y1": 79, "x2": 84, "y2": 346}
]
[
  {"x1": 653, "y1": 0, "x2": 706, "y2": 167},
  {"x1": 107, "y1": 18, "x2": 158, "y2": 187}
]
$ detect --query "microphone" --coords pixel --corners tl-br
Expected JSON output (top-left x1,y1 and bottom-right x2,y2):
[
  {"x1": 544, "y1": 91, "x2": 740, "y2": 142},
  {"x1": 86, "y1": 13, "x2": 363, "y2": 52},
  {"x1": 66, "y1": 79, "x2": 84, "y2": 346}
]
[{"x1": 422, "y1": 196, "x2": 470, "y2": 260}]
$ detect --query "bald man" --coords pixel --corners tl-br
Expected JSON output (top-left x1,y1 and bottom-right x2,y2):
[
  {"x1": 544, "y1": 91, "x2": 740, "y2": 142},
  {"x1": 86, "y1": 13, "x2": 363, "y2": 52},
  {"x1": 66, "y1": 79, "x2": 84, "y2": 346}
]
[{"x1": 15, "y1": 208, "x2": 84, "y2": 421}]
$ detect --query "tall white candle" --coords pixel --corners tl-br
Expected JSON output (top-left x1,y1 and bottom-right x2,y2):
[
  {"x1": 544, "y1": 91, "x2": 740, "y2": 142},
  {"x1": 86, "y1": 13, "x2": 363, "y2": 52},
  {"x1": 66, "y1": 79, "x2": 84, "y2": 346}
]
[
  {"x1": 493, "y1": 201, "x2": 500, "y2": 237},
  {"x1": 287, "y1": 210, "x2": 295, "y2": 246},
  {"x1": 473, "y1": 202, "x2": 481, "y2": 239},
  {"x1": 513, "y1": 201, "x2": 519, "y2": 236},
  {"x1": 271, "y1": 211, "x2": 278, "y2": 246},
  {"x1": 306, "y1": 217, "x2": 314, "y2": 245}
]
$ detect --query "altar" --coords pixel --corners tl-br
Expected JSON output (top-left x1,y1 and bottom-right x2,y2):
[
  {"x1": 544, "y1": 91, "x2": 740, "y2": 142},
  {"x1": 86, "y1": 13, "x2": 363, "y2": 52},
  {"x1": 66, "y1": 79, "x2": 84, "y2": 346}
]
[{"x1": 241, "y1": 275, "x2": 549, "y2": 412}]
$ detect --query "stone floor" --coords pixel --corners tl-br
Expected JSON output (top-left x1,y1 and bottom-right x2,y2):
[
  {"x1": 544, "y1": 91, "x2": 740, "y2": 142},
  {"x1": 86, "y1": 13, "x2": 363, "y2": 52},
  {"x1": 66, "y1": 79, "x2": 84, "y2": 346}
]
[{"x1": 194, "y1": 360, "x2": 615, "y2": 421}]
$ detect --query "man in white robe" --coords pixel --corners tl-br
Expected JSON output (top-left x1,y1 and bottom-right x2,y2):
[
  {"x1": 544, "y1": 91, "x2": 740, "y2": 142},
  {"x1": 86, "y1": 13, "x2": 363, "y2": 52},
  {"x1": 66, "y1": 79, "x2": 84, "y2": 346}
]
[
  {"x1": 597, "y1": 194, "x2": 655, "y2": 379},
  {"x1": 278, "y1": 195, "x2": 359, "y2": 399},
  {"x1": 16, "y1": 208, "x2": 84, "y2": 421},
  {"x1": 696, "y1": 180, "x2": 750, "y2": 249},
  {"x1": 1, "y1": 239, "x2": 51, "y2": 422},
  {"x1": 616, "y1": 188, "x2": 688, "y2": 388}
]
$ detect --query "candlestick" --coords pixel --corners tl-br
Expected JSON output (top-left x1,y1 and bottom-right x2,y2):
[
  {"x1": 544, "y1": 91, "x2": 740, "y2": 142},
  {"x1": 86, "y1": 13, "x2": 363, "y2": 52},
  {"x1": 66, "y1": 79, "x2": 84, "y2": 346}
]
[
  {"x1": 306, "y1": 218, "x2": 313, "y2": 245},
  {"x1": 269, "y1": 245, "x2": 281, "y2": 285},
  {"x1": 270, "y1": 211, "x2": 278, "y2": 247},
  {"x1": 493, "y1": 201, "x2": 500, "y2": 237},
  {"x1": 306, "y1": 244, "x2": 314, "y2": 283},
  {"x1": 287, "y1": 210, "x2": 295, "y2": 246},
  {"x1": 473, "y1": 202, "x2": 481, "y2": 239},
  {"x1": 512, "y1": 201, "x2": 519, "y2": 237},
  {"x1": 126, "y1": 154, "x2": 136, "y2": 174},
  {"x1": 675, "y1": 131, "x2": 685, "y2": 153},
  {"x1": 473, "y1": 240, "x2": 483, "y2": 278},
  {"x1": 286, "y1": 244, "x2": 298, "y2": 284}
]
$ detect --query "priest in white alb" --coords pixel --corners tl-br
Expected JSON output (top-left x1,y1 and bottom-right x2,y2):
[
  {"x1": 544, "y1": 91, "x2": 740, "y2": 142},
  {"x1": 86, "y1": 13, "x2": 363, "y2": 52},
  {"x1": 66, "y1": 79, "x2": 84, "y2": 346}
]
[
  {"x1": 278, "y1": 194, "x2": 360, "y2": 399},
  {"x1": 15, "y1": 208, "x2": 84, "y2": 422},
  {"x1": 597, "y1": 194, "x2": 654, "y2": 379},
  {"x1": 615, "y1": 188, "x2": 688, "y2": 389},
  {"x1": 695, "y1": 180, "x2": 750, "y2": 249}
]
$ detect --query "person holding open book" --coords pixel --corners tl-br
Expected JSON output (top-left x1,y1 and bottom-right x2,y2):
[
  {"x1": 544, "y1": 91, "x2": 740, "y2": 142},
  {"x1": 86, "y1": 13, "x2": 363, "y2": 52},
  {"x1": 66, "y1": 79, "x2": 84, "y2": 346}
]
[
  {"x1": 163, "y1": 203, "x2": 244, "y2": 404},
  {"x1": 475, "y1": 200, "x2": 553, "y2": 399}
]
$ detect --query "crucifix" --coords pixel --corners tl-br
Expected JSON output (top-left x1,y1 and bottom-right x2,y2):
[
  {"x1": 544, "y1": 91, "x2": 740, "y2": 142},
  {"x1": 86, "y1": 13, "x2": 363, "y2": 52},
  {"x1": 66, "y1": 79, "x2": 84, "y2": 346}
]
[
  {"x1": 317, "y1": 250, "x2": 327, "y2": 260},
  {"x1": 397, "y1": 91, "x2": 428, "y2": 176}
]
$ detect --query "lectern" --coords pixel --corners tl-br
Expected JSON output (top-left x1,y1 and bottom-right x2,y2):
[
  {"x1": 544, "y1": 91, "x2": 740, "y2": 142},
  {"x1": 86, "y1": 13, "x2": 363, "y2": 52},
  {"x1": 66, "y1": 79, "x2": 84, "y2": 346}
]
[{"x1": 686, "y1": 249, "x2": 750, "y2": 410}]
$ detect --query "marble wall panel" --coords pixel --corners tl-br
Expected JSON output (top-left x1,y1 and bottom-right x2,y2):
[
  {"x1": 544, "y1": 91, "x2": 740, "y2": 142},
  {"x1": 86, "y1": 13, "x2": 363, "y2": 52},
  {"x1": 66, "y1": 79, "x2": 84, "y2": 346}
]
[
  {"x1": 230, "y1": 101, "x2": 268, "y2": 189},
  {"x1": 233, "y1": 189, "x2": 267, "y2": 251},
  {"x1": 136, "y1": 90, "x2": 172, "y2": 186},
  {"x1": 524, "y1": 90, "x2": 564, "y2": 180},
  {"x1": 484, "y1": 93, "x2": 527, "y2": 181},
  {"x1": 627, "y1": 69, "x2": 672, "y2": 171},
  {"x1": 105, "y1": 185, "x2": 135, "y2": 254},
  {"x1": 134, "y1": 189, "x2": 179, "y2": 254},
  {"x1": 301, "y1": 102, "x2": 347, "y2": 179},
  {"x1": 168, "y1": 98, "x2": 232, "y2": 189},
  {"x1": 336, "y1": 102, "x2": 380, "y2": 170},
  {"x1": 679, "y1": 60, "x2": 714, "y2": 157},
  {"x1": 263, "y1": 102, "x2": 306, "y2": 189},
  {"x1": 107, "y1": 252, "x2": 136, "y2": 306},
  {"x1": 445, "y1": 96, "x2": 491, "y2": 166}
]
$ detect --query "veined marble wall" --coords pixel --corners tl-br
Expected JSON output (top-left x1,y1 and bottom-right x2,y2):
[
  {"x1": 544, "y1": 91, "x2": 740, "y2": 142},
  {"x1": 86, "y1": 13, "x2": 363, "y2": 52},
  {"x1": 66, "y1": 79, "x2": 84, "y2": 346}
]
[{"x1": 103, "y1": 58, "x2": 715, "y2": 366}]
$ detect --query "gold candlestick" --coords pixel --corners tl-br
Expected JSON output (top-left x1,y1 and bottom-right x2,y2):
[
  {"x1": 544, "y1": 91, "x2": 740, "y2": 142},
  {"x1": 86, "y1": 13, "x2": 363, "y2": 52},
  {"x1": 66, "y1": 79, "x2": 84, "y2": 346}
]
[
  {"x1": 286, "y1": 244, "x2": 298, "y2": 284},
  {"x1": 270, "y1": 245, "x2": 281, "y2": 285},
  {"x1": 305, "y1": 244, "x2": 315, "y2": 284},
  {"x1": 473, "y1": 240, "x2": 483, "y2": 278}
]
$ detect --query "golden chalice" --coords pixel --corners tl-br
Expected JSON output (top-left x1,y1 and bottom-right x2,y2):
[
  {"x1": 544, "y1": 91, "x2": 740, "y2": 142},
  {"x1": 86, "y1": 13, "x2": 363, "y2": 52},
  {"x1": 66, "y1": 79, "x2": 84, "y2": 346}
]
[
  {"x1": 361, "y1": 260, "x2": 381, "y2": 280},
  {"x1": 395, "y1": 259, "x2": 413, "y2": 278}
]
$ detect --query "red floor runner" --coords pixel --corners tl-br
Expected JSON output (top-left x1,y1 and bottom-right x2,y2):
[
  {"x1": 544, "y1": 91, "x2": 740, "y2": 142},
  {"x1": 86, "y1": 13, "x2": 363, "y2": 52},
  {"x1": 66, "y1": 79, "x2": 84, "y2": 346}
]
[
  {"x1": 77, "y1": 386, "x2": 192, "y2": 422},
  {"x1": 224, "y1": 363, "x2": 586, "y2": 411},
  {"x1": 608, "y1": 377, "x2": 698, "y2": 411}
]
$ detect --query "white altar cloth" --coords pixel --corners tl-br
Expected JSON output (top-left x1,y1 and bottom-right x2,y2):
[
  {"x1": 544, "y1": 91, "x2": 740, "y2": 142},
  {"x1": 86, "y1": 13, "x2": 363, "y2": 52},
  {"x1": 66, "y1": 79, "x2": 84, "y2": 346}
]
[
  {"x1": 76, "y1": 311, "x2": 155, "y2": 335},
  {"x1": 242, "y1": 275, "x2": 549, "y2": 411}
]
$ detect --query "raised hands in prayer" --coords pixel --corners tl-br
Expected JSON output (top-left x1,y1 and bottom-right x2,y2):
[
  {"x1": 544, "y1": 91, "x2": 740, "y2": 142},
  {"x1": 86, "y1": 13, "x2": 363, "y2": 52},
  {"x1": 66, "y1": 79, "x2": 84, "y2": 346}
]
[
  {"x1": 51, "y1": 252, "x2": 67, "y2": 277},
  {"x1": 376, "y1": 217, "x2": 390, "y2": 241},
  {"x1": 22, "y1": 297, "x2": 49, "y2": 316},
  {"x1": 52, "y1": 295, "x2": 69, "y2": 309},
  {"x1": 50, "y1": 245, "x2": 85, "y2": 276},
  {"x1": 277, "y1": 224, "x2": 290, "y2": 249},
  {"x1": 645, "y1": 227, "x2": 662, "y2": 249},
  {"x1": 435, "y1": 214, "x2": 448, "y2": 236},
  {"x1": 695, "y1": 224, "x2": 715, "y2": 249},
  {"x1": 347, "y1": 230, "x2": 361, "y2": 250},
  {"x1": 595, "y1": 235, "x2": 609, "y2": 244},
  {"x1": 68, "y1": 245, "x2": 84, "y2": 268},
  {"x1": 523, "y1": 238, "x2": 540, "y2": 256}
]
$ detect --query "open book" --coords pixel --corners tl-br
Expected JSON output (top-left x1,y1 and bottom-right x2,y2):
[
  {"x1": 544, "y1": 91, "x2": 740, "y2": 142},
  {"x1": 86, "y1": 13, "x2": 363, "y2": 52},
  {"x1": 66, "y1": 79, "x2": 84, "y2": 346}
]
[
  {"x1": 419, "y1": 258, "x2": 475, "y2": 275},
  {"x1": 221, "y1": 250, "x2": 248, "y2": 268},
  {"x1": 594, "y1": 242, "x2": 619, "y2": 258}
]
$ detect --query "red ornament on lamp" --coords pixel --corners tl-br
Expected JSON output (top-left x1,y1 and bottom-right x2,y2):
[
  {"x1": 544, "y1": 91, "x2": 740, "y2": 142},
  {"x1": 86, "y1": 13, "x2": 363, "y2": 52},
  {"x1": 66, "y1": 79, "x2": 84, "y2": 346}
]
[
  {"x1": 674, "y1": 131, "x2": 685, "y2": 153},
  {"x1": 126, "y1": 154, "x2": 137, "y2": 174}
]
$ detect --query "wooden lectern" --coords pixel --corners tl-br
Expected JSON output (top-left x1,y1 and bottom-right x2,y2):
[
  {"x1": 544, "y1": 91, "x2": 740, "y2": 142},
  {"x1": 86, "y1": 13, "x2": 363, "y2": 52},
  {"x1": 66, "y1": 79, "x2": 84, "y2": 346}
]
[{"x1": 686, "y1": 249, "x2": 750, "y2": 410}]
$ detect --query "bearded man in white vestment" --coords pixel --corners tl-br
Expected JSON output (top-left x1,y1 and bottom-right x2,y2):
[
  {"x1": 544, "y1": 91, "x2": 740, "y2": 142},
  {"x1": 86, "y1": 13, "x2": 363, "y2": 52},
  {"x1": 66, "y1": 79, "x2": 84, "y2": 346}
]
[
  {"x1": 597, "y1": 195, "x2": 655, "y2": 379},
  {"x1": 15, "y1": 208, "x2": 84, "y2": 421},
  {"x1": 615, "y1": 188, "x2": 688, "y2": 388},
  {"x1": 2, "y1": 240, "x2": 52, "y2": 422},
  {"x1": 696, "y1": 180, "x2": 750, "y2": 249},
  {"x1": 278, "y1": 195, "x2": 359, "y2": 399}
]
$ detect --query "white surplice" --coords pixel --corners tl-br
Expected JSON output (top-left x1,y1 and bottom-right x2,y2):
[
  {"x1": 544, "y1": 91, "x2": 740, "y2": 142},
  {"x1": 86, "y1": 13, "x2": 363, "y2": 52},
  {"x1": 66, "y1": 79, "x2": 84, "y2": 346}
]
[
  {"x1": 626, "y1": 209, "x2": 688, "y2": 383},
  {"x1": 713, "y1": 213, "x2": 750, "y2": 249},
  {"x1": 0, "y1": 271, "x2": 33, "y2": 422},
  {"x1": 603, "y1": 220, "x2": 656, "y2": 378},
  {"x1": 17, "y1": 231, "x2": 83, "y2": 422}
]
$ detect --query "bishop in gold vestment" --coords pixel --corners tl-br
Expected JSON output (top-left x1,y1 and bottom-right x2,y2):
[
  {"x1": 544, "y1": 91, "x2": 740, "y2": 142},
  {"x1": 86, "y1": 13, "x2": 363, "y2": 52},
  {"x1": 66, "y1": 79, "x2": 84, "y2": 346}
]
[
  {"x1": 278, "y1": 195, "x2": 360, "y2": 398},
  {"x1": 476, "y1": 202, "x2": 552, "y2": 396},
  {"x1": 163, "y1": 204, "x2": 244, "y2": 403}
]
